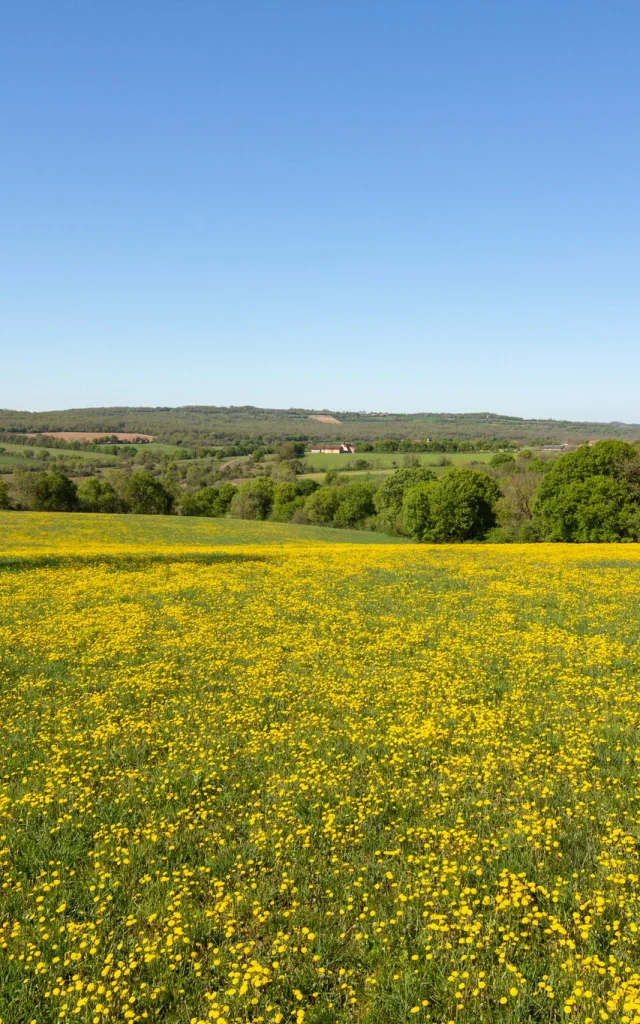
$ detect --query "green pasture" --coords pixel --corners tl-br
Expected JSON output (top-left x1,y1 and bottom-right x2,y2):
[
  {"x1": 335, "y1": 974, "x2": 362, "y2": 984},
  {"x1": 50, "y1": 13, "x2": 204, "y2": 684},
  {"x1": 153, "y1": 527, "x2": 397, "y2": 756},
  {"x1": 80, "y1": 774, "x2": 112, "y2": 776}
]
[
  {"x1": 0, "y1": 442, "x2": 118, "y2": 464},
  {"x1": 303, "y1": 450, "x2": 497, "y2": 472},
  {"x1": 134, "y1": 442, "x2": 184, "y2": 455}
]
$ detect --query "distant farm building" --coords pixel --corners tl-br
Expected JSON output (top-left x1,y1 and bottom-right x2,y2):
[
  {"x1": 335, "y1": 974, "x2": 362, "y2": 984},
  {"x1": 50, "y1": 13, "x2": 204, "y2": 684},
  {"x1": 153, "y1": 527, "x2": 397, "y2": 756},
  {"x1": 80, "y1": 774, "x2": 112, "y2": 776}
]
[{"x1": 310, "y1": 443, "x2": 356, "y2": 454}]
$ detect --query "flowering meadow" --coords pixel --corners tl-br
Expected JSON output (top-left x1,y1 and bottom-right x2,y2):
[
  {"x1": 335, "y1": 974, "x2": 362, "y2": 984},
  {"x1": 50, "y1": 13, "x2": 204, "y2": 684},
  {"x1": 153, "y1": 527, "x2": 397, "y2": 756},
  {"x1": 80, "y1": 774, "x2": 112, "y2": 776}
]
[{"x1": 2, "y1": 514, "x2": 640, "y2": 1024}]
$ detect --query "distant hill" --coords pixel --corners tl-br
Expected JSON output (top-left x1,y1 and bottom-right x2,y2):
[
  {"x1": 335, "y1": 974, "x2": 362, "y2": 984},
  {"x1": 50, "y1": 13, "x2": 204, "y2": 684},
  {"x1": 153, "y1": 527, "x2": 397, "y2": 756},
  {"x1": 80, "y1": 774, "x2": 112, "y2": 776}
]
[{"x1": 1, "y1": 405, "x2": 639, "y2": 446}]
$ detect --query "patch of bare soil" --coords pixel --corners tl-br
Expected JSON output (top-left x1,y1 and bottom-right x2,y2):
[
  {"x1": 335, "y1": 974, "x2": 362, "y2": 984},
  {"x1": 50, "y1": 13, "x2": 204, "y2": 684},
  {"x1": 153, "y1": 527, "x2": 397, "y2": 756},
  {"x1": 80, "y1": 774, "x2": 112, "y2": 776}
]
[
  {"x1": 25, "y1": 431, "x2": 154, "y2": 442},
  {"x1": 309, "y1": 415, "x2": 341, "y2": 424}
]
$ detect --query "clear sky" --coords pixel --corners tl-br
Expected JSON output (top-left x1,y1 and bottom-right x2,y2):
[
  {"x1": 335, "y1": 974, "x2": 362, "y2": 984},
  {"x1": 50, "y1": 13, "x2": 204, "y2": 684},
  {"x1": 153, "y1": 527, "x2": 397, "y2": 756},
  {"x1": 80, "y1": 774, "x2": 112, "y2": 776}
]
[{"x1": 1, "y1": 1, "x2": 639, "y2": 421}]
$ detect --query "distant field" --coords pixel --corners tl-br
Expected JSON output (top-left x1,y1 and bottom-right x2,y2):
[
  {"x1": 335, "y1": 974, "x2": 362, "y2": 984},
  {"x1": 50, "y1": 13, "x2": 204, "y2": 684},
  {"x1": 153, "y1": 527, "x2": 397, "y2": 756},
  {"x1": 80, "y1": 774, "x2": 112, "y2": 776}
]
[
  {"x1": 25, "y1": 431, "x2": 154, "y2": 442},
  {"x1": 303, "y1": 450, "x2": 496, "y2": 471},
  {"x1": 0, "y1": 443, "x2": 119, "y2": 463},
  {"x1": 0, "y1": 441, "x2": 182, "y2": 465},
  {"x1": 137, "y1": 442, "x2": 184, "y2": 455}
]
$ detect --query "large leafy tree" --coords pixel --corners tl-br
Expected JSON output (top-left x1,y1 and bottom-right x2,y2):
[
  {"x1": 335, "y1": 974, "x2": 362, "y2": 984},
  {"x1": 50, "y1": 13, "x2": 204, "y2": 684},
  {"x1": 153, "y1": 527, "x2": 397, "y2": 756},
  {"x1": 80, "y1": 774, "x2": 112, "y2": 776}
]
[
  {"x1": 77, "y1": 476, "x2": 120, "y2": 513},
  {"x1": 34, "y1": 471, "x2": 78, "y2": 512},
  {"x1": 180, "y1": 483, "x2": 237, "y2": 517},
  {"x1": 403, "y1": 468, "x2": 500, "y2": 542},
  {"x1": 304, "y1": 486, "x2": 344, "y2": 525},
  {"x1": 374, "y1": 467, "x2": 436, "y2": 532},
  {"x1": 533, "y1": 440, "x2": 640, "y2": 541},
  {"x1": 230, "y1": 477, "x2": 274, "y2": 520},
  {"x1": 333, "y1": 481, "x2": 377, "y2": 528},
  {"x1": 125, "y1": 472, "x2": 174, "y2": 515}
]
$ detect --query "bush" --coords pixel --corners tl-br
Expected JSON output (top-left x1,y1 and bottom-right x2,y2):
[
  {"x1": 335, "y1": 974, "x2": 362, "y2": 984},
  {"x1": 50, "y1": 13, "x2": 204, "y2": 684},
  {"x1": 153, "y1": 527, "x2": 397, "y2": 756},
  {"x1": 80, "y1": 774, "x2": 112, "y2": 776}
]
[
  {"x1": 489, "y1": 453, "x2": 515, "y2": 469},
  {"x1": 0, "y1": 479, "x2": 10, "y2": 509}
]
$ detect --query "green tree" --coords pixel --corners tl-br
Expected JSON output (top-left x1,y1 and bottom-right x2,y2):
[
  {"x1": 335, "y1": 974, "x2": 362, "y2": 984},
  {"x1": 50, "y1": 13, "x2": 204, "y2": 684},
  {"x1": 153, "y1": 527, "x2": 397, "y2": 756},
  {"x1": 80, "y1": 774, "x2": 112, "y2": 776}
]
[
  {"x1": 533, "y1": 440, "x2": 640, "y2": 541},
  {"x1": 125, "y1": 472, "x2": 174, "y2": 515},
  {"x1": 534, "y1": 475, "x2": 638, "y2": 541},
  {"x1": 539, "y1": 440, "x2": 636, "y2": 487},
  {"x1": 34, "y1": 471, "x2": 78, "y2": 512},
  {"x1": 374, "y1": 467, "x2": 436, "y2": 532},
  {"x1": 270, "y1": 482, "x2": 306, "y2": 522},
  {"x1": 180, "y1": 483, "x2": 237, "y2": 517},
  {"x1": 402, "y1": 481, "x2": 435, "y2": 541},
  {"x1": 403, "y1": 469, "x2": 500, "y2": 542},
  {"x1": 9, "y1": 470, "x2": 42, "y2": 510},
  {"x1": 230, "y1": 477, "x2": 274, "y2": 520},
  {"x1": 77, "y1": 476, "x2": 120, "y2": 512},
  {"x1": 295, "y1": 478, "x2": 319, "y2": 497},
  {"x1": 333, "y1": 481, "x2": 377, "y2": 528},
  {"x1": 276, "y1": 441, "x2": 306, "y2": 460},
  {"x1": 304, "y1": 486, "x2": 344, "y2": 525},
  {"x1": 489, "y1": 453, "x2": 515, "y2": 469},
  {"x1": 0, "y1": 479, "x2": 10, "y2": 509}
]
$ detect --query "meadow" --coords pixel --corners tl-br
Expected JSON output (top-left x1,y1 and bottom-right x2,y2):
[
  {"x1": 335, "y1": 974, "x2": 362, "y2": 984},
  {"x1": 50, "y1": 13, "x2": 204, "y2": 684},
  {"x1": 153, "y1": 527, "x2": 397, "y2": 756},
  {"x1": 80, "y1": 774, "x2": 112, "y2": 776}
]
[
  {"x1": 301, "y1": 452, "x2": 496, "y2": 473},
  {"x1": 2, "y1": 514, "x2": 640, "y2": 1024}
]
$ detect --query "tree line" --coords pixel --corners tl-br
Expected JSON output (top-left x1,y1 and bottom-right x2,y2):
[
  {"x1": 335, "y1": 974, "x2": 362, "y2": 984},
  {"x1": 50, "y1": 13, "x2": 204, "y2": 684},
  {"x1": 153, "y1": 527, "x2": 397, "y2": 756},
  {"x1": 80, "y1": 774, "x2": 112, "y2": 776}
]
[{"x1": 1, "y1": 440, "x2": 640, "y2": 543}]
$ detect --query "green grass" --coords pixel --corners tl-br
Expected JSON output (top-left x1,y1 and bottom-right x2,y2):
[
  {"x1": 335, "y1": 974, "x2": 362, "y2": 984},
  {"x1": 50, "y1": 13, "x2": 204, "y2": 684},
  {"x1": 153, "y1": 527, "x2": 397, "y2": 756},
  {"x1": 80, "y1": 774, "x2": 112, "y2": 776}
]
[
  {"x1": 1, "y1": 529, "x2": 640, "y2": 1023},
  {"x1": 135, "y1": 443, "x2": 185, "y2": 456},
  {"x1": 0, "y1": 511, "x2": 407, "y2": 555},
  {"x1": 303, "y1": 450, "x2": 497, "y2": 474},
  {"x1": 0, "y1": 443, "x2": 118, "y2": 464}
]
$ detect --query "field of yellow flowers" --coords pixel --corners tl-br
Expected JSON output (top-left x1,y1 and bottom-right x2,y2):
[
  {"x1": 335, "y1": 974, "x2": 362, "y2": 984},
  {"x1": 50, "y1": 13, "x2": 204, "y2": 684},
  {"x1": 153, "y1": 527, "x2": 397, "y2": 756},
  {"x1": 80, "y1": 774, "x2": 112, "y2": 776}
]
[{"x1": 2, "y1": 513, "x2": 640, "y2": 1024}]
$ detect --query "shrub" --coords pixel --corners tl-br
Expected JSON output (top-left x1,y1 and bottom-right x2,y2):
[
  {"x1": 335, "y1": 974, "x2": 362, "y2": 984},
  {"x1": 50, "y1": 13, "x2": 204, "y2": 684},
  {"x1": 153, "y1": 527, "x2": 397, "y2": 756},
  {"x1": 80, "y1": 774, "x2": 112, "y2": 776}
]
[{"x1": 489, "y1": 453, "x2": 515, "y2": 469}]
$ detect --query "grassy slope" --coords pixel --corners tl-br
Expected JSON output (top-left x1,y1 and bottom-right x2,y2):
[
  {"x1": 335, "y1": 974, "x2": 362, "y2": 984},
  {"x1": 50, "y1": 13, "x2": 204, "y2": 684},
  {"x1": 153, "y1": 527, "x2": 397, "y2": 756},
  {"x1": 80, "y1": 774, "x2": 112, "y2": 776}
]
[
  {"x1": 0, "y1": 511, "x2": 406, "y2": 557},
  {"x1": 0, "y1": 442, "x2": 118, "y2": 464}
]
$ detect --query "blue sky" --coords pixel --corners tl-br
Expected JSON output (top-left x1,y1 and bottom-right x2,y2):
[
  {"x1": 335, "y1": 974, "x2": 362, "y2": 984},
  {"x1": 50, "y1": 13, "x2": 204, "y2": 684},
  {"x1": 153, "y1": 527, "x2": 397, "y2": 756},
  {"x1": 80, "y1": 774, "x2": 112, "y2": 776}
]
[{"x1": 1, "y1": 1, "x2": 639, "y2": 420}]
